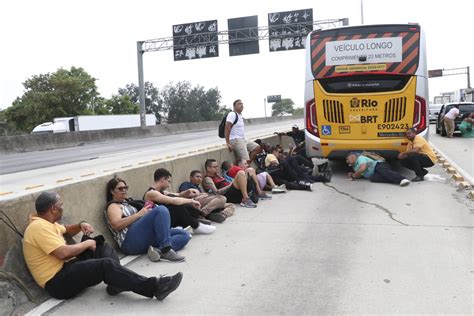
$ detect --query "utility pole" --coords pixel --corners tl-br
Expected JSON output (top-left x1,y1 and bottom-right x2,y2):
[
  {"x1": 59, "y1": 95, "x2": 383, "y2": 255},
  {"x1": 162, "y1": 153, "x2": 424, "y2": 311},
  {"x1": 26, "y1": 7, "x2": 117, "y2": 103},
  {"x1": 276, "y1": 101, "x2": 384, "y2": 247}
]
[
  {"x1": 137, "y1": 41, "x2": 146, "y2": 127},
  {"x1": 264, "y1": 98, "x2": 267, "y2": 118},
  {"x1": 360, "y1": 0, "x2": 364, "y2": 24},
  {"x1": 467, "y1": 66, "x2": 471, "y2": 89}
]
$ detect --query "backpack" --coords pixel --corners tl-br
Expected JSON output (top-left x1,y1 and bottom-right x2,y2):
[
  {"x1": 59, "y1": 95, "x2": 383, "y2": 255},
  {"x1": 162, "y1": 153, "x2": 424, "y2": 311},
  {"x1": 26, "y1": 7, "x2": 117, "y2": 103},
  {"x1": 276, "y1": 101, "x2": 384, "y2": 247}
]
[
  {"x1": 361, "y1": 151, "x2": 385, "y2": 162},
  {"x1": 218, "y1": 111, "x2": 238, "y2": 138}
]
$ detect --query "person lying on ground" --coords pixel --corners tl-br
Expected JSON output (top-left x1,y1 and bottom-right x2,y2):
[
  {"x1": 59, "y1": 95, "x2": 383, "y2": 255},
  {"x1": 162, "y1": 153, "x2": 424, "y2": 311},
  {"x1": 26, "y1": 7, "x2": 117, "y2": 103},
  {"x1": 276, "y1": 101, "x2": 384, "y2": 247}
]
[
  {"x1": 24, "y1": 190, "x2": 183, "y2": 300},
  {"x1": 144, "y1": 168, "x2": 216, "y2": 235},
  {"x1": 346, "y1": 152, "x2": 410, "y2": 186},
  {"x1": 178, "y1": 170, "x2": 235, "y2": 223},
  {"x1": 105, "y1": 177, "x2": 189, "y2": 262},
  {"x1": 202, "y1": 158, "x2": 257, "y2": 208}
]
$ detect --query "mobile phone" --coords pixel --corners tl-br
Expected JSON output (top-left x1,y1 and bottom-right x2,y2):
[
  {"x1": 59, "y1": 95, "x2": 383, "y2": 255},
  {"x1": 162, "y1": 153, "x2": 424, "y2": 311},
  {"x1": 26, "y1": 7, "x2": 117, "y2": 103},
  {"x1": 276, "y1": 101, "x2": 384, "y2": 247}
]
[{"x1": 144, "y1": 200, "x2": 154, "y2": 208}]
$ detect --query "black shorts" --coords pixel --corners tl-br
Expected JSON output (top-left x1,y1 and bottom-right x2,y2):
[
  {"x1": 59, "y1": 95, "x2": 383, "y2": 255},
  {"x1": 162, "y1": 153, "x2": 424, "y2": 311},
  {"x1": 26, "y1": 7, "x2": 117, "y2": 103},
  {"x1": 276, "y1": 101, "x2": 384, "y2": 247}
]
[{"x1": 224, "y1": 186, "x2": 243, "y2": 204}]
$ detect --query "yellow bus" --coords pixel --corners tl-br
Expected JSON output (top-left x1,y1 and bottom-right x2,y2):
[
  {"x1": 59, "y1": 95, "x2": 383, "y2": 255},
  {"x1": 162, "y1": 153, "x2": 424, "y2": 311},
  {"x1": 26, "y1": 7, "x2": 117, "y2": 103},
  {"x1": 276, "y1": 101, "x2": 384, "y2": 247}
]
[{"x1": 304, "y1": 24, "x2": 428, "y2": 159}]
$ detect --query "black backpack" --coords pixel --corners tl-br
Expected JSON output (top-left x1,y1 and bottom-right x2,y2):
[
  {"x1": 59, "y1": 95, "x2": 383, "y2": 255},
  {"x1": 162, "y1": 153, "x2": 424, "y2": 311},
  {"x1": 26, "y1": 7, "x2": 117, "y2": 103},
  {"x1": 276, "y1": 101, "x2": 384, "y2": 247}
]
[{"x1": 218, "y1": 111, "x2": 238, "y2": 138}]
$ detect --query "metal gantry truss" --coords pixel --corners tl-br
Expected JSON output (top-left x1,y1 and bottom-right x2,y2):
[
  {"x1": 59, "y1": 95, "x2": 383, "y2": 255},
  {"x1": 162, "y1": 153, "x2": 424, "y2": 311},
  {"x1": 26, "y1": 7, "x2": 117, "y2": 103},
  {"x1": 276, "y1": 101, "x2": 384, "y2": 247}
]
[
  {"x1": 139, "y1": 19, "x2": 348, "y2": 52},
  {"x1": 136, "y1": 18, "x2": 348, "y2": 126}
]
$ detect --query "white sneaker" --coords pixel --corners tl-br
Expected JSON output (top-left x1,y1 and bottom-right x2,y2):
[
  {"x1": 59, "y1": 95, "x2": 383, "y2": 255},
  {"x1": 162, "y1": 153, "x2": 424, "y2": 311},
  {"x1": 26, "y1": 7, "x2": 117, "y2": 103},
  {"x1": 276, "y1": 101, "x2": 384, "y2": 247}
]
[
  {"x1": 147, "y1": 246, "x2": 161, "y2": 262},
  {"x1": 399, "y1": 179, "x2": 410, "y2": 187},
  {"x1": 271, "y1": 187, "x2": 286, "y2": 194},
  {"x1": 183, "y1": 225, "x2": 193, "y2": 234},
  {"x1": 277, "y1": 184, "x2": 286, "y2": 190},
  {"x1": 193, "y1": 223, "x2": 216, "y2": 234}
]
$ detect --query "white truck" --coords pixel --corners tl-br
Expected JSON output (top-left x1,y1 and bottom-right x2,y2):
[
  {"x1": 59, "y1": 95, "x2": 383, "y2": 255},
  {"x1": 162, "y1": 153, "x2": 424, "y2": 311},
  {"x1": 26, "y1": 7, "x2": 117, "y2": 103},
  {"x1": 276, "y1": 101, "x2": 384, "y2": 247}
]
[{"x1": 31, "y1": 114, "x2": 156, "y2": 133}]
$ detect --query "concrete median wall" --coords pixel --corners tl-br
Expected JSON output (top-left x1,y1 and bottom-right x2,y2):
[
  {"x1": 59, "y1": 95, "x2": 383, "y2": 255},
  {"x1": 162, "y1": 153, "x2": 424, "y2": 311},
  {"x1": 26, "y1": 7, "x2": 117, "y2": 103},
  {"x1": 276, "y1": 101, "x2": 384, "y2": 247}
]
[{"x1": 0, "y1": 116, "x2": 301, "y2": 154}]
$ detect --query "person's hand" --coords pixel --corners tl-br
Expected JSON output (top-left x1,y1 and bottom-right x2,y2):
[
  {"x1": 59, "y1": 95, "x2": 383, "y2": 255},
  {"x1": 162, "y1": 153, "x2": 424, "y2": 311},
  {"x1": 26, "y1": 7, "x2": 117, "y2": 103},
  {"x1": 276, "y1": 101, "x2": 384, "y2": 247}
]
[
  {"x1": 227, "y1": 143, "x2": 234, "y2": 152},
  {"x1": 79, "y1": 222, "x2": 94, "y2": 235},
  {"x1": 137, "y1": 205, "x2": 151, "y2": 217},
  {"x1": 191, "y1": 199, "x2": 201, "y2": 209},
  {"x1": 347, "y1": 172, "x2": 355, "y2": 180},
  {"x1": 85, "y1": 239, "x2": 96, "y2": 252},
  {"x1": 288, "y1": 143, "x2": 295, "y2": 149},
  {"x1": 188, "y1": 189, "x2": 199, "y2": 197}
]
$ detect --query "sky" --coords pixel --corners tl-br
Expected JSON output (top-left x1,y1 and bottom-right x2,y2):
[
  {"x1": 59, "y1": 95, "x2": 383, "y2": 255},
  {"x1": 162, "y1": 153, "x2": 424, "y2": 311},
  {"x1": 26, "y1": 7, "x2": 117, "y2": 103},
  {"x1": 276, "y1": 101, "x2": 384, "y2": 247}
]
[{"x1": 1, "y1": 0, "x2": 472, "y2": 118}]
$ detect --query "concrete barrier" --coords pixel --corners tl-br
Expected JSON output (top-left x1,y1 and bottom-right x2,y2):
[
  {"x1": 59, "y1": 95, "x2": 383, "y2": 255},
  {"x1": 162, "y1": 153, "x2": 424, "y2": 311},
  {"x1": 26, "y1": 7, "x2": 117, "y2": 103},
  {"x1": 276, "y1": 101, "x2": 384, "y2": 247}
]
[{"x1": 0, "y1": 116, "x2": 302, "y2": 154}]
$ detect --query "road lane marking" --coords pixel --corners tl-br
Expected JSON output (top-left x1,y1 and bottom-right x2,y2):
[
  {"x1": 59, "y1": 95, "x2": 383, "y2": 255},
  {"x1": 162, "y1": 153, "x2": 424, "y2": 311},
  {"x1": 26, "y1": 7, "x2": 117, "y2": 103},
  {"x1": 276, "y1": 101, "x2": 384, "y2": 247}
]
[
  {"x1": 0, "y1": 191, "x2": 13, "y2": 196},
  {"x1": 121, "y1": 165, "x2": 133, "y2": 168},
  {"x1": 25, "y1": 184, "x2": 44, "y2": 190},
  {"x1": 56, "y1": 177, "x2": 73, "y2": 183},
  {"x1": 81, "y1": 173, "x2": 95, "y2": 177}
]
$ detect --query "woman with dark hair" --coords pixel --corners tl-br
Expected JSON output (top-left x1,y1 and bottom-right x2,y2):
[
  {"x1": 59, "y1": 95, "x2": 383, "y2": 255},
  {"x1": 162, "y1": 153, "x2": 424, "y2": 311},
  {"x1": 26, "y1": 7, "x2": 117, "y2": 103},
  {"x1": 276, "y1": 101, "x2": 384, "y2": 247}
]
[{"x1": 105, "y1": 177, "x2": 190, "y2": 262}]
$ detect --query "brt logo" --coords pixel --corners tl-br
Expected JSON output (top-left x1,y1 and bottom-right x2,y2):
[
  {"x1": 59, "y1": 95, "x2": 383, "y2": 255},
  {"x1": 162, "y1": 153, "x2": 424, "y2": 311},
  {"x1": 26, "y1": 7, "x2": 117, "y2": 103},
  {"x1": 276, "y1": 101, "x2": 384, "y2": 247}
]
[
  {"x1": 350, "y1": 98, "x2": 378, "y2": 108},
  {"x1": 349, "y1": 114, "x2": 378, "y2": 123}
]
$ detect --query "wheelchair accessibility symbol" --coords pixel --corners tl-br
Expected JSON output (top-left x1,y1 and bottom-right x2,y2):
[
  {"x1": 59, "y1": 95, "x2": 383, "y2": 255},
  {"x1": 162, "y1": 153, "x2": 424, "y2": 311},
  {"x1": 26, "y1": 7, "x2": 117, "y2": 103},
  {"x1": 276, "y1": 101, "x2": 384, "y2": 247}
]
[{"x1": 322, "y1": 125, "x2": 332, "y2": 135}]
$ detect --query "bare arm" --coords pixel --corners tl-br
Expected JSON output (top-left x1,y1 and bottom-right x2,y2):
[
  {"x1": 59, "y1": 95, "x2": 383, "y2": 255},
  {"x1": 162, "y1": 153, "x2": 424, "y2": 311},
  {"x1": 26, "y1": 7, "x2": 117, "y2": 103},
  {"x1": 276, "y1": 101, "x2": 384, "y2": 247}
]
[
  {"x1": 179, "y1": 189, "x2": 199, "y2": 198},
  {"x1": 64, "y1": 222, "x2": 94, "y2": 237},
  {"x1": 348, "y1": 163, "x2": 368, "y2": 179},
  {"x1": 51, "y1": 240, "x2": 96, "y2": 261},
  {"x1": 145, "y1": 189, "x2": 195, "y2": 206},
  {"x1": 202, "y1": 176, "x2": 218, "y2": 193},
  {"x1": 225, "y1": 121, "x2": 233, "y2": 151},
  {"x1": 106, "y1": 203, "x2": 150, "y2": 231}
]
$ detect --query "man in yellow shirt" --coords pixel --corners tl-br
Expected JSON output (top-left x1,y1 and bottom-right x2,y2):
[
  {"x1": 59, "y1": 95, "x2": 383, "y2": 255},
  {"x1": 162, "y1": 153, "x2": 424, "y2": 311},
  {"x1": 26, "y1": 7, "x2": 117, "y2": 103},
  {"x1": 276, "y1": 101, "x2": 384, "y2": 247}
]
[
  {"x1": 398, "y1": 128, "x2": 437, "y2": 182},
  {"x1": 23, "y1": 191, "x2": 183, "y2": 300}
]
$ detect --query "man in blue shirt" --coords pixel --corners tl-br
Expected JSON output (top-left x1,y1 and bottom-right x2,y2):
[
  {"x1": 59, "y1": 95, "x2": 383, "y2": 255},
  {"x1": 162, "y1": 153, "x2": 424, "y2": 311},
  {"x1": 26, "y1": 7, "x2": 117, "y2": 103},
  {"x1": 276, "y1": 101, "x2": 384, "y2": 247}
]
[
  {"x1": 179, "y1": 170, "x2": 235, "y2": 223},
  {"x1": 346, "y1": 153, "x2": 410, "y2": 186}
]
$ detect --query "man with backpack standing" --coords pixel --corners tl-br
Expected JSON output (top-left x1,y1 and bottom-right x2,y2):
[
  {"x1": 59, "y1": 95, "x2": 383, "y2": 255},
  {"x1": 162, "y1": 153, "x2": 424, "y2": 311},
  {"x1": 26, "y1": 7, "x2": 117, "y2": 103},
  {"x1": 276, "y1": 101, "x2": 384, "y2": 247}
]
[{"x1": 223, "y1": 99, "x2": 261, "y2": 163}]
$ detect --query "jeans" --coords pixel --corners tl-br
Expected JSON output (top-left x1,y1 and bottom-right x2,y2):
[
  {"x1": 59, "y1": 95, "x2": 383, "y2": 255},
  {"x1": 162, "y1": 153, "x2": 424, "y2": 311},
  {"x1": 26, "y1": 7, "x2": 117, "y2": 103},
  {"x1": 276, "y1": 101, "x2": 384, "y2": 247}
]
[
  {"x1": 399, "y1": 153, "x2": 434, "y2": 176},
  {"x1": 370, "y1": 162, "x2": 406, "y2": 184},
  {"x1": 45, "y1": 243, "x2": 156, "y2": 299},
  {"x1": 120, "y1": 206, "x2": 190, "y2": 255}
]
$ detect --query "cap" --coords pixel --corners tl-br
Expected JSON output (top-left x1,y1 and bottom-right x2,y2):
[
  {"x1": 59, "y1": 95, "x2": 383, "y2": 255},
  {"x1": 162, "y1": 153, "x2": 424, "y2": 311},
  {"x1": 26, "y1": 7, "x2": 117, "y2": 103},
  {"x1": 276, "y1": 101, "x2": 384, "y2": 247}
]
[{"x1": 292, "y1": 124, "x2": 299, "y2": 129}]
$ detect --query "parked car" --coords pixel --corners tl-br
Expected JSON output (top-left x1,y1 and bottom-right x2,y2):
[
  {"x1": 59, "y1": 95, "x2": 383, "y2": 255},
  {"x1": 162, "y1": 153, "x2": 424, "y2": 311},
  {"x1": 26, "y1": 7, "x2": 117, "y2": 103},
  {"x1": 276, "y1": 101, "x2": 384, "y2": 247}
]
[
  {"x1": 429, "y1": 104, "x2": 443, "y2": 124},
  {"x1": 436, "y1": 102, "x2": 474, "y2": 136}
]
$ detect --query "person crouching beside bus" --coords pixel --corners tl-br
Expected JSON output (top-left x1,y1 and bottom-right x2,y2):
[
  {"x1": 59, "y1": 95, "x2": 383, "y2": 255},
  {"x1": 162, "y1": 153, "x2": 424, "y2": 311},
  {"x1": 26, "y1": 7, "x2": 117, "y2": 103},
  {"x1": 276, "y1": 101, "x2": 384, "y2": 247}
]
[
  {"x1": 398, "y1": 128, "x2": 437, "y2": 182},
  {"x1": 346, "y1": 153, "x2": 410, "y2": 186}
]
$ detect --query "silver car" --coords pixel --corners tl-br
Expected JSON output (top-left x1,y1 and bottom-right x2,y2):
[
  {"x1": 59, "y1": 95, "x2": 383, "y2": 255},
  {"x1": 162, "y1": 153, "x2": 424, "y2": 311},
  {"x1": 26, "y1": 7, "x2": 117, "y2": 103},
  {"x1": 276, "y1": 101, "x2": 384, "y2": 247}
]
[{"x1": 429, "y1": 104, "x2": 443, "y2": 124}]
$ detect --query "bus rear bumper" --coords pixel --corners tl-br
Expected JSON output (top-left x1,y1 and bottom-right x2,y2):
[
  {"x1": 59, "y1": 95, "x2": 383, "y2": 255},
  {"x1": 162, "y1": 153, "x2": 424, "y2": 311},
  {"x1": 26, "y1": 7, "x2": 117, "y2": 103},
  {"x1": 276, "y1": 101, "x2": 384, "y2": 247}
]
[{"x1": 305, "y1": 132, "x2": 409, "y2": 159}]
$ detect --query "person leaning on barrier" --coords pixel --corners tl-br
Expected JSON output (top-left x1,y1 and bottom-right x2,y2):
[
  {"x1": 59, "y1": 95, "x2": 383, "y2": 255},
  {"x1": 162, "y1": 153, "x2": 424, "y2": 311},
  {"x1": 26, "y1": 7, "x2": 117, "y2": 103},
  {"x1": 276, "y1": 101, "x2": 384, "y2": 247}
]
[
  {"x1": 346, "y1": 152, "x2": 410, "y2": 186},
  {"x1": 144, "y1": 168, "x2": 217, "y2": 234},
  {"x1": 397, "y1": 128, "x2": 437, "y2": 182},
  {"x1": 105, "y1": 177, "x2": 190, "y2": 263},
  {"x1": 178, "y1": 170, "x2": 235, "y2": 223},
  {"x1": 23, "y1": 190, "x2": 183, "y2": 300}
]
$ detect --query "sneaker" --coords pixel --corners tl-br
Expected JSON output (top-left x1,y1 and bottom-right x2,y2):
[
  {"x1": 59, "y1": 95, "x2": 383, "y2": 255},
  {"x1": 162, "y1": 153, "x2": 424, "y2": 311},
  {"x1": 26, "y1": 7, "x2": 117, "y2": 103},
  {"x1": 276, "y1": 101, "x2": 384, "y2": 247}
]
[
  {"x1": 411, "y1": 176, "x2": 424, "y2": 182},
  {"x1": 240, "y1": 198, "x2": 257, "y2": 208},
  {"x1": 271, "y1": 187, "x2": 286, "y2": 194},
  {"x1": 193, "y1": 223, "x2": 216, "y2": 234},
  {"x1": 249, "y1": 193, "x2": 259, "y2": 204},
  {"x1": 160, "y1": 249, "x2": 185, "y2": 262},
  {"x1": 198, "y1": 217, "x2": 212, "y2": 225},
  {"x1": 399, "y1": 179, "x2": 410, "y2": 186},
  {"x1": 183, "y1": 225, "x2": 193, "y2": 234},
  {"x1": 206, "y1": 212, "x2": 226, "y2": 223},
  {"x1": 154, "y1": 272, "x2": 183, "y2": 301},
  {"x1": 277, "y1": 184, "x2": 286, "y2": 190},
  {"x1": 324, "y1": 169, "x2": 332, "y2": 182},
  {"x1": 106, "y1": 285, "x2": 124, "y2": 296},
  {"x1": 147, "y1": 245, "x2": 161, "y2": 262},
  {"x1": 257, "y1": 193, "x2": 272, "y2": 200},
  {"x1": 318, "y1": 161, "x2": 329, "y2": 172}
]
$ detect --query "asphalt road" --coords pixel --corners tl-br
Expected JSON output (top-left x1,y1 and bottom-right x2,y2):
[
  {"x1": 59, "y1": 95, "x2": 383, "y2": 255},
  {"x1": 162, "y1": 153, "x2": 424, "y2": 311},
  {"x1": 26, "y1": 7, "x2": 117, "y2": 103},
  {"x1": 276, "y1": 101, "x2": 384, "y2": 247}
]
[{"x1": 25, "y1": 160, "x2": 473, "y2": 315}]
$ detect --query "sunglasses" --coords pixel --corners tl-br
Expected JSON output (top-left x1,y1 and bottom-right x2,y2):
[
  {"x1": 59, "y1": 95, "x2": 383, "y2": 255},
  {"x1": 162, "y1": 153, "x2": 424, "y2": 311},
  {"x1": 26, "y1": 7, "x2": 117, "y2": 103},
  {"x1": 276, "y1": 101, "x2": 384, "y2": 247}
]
[{"x1": 116, "y1": 185, "x2": 129, "y2": 191}]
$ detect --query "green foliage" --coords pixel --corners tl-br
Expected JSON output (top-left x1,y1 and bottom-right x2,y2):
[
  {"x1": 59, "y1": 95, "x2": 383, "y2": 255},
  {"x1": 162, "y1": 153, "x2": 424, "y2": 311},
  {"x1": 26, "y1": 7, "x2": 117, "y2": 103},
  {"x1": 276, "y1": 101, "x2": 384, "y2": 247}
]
[
  {"x1": 161, "y1": 81, "x2": 223, "y2": 124},
  {"x1": 271, "y1": 98, "x2": 295, "y2": 117},
  {"x1": 4, "y1": 67, "x2": 98, "y2": 132},
  {"x1": 105, "y1": 95, "x2": 139, "y2": 114},
  {"x1": 118, "y1": 82, "x2": 163, "y2": 122},
  {"x1": 293, "y1": 107, "x2": 304, "y2": 116}
]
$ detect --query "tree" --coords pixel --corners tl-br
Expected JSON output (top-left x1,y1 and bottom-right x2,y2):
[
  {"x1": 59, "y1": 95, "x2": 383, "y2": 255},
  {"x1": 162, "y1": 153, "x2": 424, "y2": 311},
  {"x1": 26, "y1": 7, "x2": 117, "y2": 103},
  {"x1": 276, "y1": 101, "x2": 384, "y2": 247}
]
[
  {"x1": 271, "y1": 98, "x2": 295, "y2": 116},
  {"x1": 161, "y1": 81, "x2": 223, "y2": 124},
  {"x1": 293, "y1": 107, "x2": 304, "y2": 116},
  {"x1": 118, "y1": 82, "x2": 163, "y2": 122},
  {"x1": 105, "y1": 95, "x2": 138, "y2": 114},
  {"x1": 4, "y1": 67, "x2": 99, "y2": 132}
]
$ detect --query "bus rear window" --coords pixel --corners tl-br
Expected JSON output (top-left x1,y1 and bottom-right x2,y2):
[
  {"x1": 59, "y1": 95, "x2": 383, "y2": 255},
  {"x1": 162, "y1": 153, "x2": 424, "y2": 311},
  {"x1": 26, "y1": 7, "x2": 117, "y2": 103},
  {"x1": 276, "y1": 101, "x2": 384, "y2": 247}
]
[{"x1": 319, "y1": 74, "x2": 411, "y2": 93}]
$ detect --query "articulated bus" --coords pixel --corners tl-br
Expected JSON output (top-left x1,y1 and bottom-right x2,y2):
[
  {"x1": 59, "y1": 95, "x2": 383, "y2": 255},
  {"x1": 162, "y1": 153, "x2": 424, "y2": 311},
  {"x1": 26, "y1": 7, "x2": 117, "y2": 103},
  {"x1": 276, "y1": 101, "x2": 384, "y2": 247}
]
[{"x1": 304, "y1": 24, "x2": 428, "y2": 159}]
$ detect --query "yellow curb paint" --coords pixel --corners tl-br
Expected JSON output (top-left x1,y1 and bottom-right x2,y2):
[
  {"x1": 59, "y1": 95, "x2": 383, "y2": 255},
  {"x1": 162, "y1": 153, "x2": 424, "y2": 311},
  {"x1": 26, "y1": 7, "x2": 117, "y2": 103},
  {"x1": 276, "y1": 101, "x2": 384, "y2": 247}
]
[
  {"x1": 152, "y1": 158, "x2": 162, "y2": 162},
  {"x1": 121, "y1": 165, "x2": 133, "y2": 168},
  {"x1": 177, "y1": 153, "x2": 186, "y2": 156},
  {"x1": 56, "y1": 177, "x2": 73, "y2": 183},
  {"x1": 166, "y1": 155, "x2": 175, "y2": 159},
  {"x1": 452, "y1": 174, "x2": 464, "y2": 181},
  {"x1": 138, "y1": 161, "x2": 148, "y2": 165},
  {"x1": 0, "y1": 191, "x2": 13, "y2": 196},
  {"x1": 188, "y1": 151, "x2": 197, "y2": 154},
  {"x1": 103, "y1": 169, "x2": 116, "y2": 172},
  {"x1": 459, "y1": 181, "x2": 471, "y2": 189},
  {"x1": 446, "y1": 167, "x2": 456, "y2": 174},
  {"x1": 198, "y1": 148, "x2": 206, "y2": 152},
  {"x1": 437, "y1": 158, "x2": 446, "y2": 163},
  {"x1": 469, "y1": 191, "x2": 474, "y2": 200},
  {"x1": 442, "y1": 162, "x2": 451, "y2": 168},
  {"x1": 81, "y1": 173, "x2": 95, "y2": 177},
  {"x1": 25, "y1": 184, "x2": 45, "y2": 190}
]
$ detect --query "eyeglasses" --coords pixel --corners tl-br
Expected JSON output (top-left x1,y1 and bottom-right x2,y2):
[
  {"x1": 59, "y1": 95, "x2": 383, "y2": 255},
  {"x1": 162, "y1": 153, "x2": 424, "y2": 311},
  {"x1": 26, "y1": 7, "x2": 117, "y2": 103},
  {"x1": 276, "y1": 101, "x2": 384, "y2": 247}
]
[{"x1": 116, "y1": 185, "x2": 129, "y2": 191}]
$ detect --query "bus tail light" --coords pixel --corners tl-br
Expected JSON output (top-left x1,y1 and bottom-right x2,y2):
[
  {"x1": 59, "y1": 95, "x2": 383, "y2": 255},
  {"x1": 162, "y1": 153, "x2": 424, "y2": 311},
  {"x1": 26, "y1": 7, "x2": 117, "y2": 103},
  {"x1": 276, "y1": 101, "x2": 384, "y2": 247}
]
[
  {"x1": 306, "y1": 99, "x2": 319, "y2": 137},
  {"x1": 413, "y1": 96, "x2": 427, "y2": 133}
]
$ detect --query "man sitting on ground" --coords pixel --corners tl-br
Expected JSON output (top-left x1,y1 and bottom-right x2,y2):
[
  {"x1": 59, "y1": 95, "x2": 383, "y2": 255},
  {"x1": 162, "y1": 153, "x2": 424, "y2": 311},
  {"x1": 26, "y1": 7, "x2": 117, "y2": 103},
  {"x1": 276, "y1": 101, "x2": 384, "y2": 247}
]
[
  {"x1": 398, "y1": 128, "x2": 437, "y2": 182},
  {"x1": 202, "y1": 158, "x2": 257, "y2": 208},
  {"x1": 23, "y1": 191, "x2": 183, "y2": 300},
  {"x1": 179, "y1": 170, "x2": 235, "y2": 223},
  {"x1": 346, "y1": 152, "x2": 410, "y2": 186}
]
